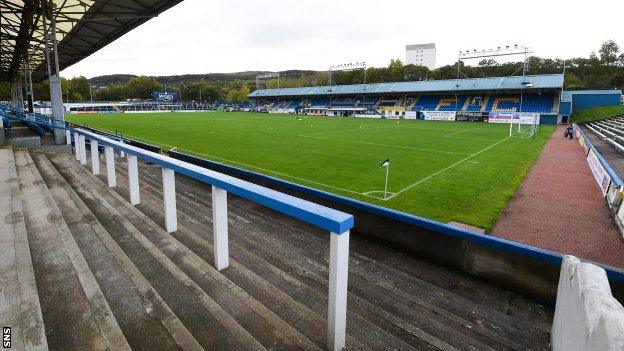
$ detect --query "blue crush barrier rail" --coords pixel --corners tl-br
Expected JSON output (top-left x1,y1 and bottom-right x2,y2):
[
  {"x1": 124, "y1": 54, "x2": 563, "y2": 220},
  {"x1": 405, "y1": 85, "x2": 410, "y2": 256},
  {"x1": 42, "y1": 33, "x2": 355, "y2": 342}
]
[
  {"x1": 73, "y1": 128, "x2": 354, "y2": 351},
  {"x1": 168, "y1": 148, "x2": 624, "y2": 303}
]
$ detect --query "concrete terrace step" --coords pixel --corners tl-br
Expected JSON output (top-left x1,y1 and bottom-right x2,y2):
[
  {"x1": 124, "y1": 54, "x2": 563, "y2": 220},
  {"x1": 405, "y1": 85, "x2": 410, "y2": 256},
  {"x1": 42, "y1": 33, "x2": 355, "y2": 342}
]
[
  {"x1": 47, "y1": 152, "x2": 279, "y2": 350},
  {"x1": 83, "y1": 151, "x2": 549, "y2": 350},
  {"x1": 30, "y1": 150, "x2": 202, "y2": 350},
  {"x1": 81, "y1": 154, "x2": 381, "y2": 350},
  {"x1": 0, "y1": 148, "x2": 47, "y2": 351},
  {"x1": 105, "y1": 158, "x2": 448, "y2": 350},
  {"x1": 14, "y1": 150, "x2": 130, "y2": 350}
]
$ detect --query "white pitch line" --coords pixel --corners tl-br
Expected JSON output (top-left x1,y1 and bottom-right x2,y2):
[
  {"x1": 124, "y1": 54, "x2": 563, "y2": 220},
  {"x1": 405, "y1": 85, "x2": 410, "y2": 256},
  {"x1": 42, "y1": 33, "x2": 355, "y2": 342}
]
[
  {"x1": 384, "y1": 135, "x2": 513, "y2": 201},
  {"x1": 299, "y1": 135, "x2": 471, "y2": 156},
  {"x1": 442, "y1": 128, "x2": 503, "y2": 142},
  {"x1": 300, "y1": 124, "x2": 401, "y2": 137},
  {"x1": 96, "y1": 131, "x2": 380, "y2": 199},
  {"x1": 443, "y1": 135, "x2": 502, "y2": 142},
  {"x1": 300, "y1": 122, "x2": 472, "y2": 138},
  {"x1": 442, "y1": 128, "x2": 480, "y2": 137}
]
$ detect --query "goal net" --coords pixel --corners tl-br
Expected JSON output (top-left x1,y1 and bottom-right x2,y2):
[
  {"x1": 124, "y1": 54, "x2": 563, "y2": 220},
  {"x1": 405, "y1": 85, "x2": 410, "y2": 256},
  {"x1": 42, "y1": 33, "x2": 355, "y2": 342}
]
[{"x1": 509, "y1": 113, "x2": 539, "y2": 138}]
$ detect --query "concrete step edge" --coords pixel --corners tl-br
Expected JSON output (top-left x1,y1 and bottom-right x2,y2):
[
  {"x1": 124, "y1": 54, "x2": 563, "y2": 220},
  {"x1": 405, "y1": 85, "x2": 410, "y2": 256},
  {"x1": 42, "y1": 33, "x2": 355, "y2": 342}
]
[
  {"x1": 16, "y1": 150, "x2": 130, "y2": 351},
  {"x1": 33, "y1": 151, "x2": 204, "y2": 351}
]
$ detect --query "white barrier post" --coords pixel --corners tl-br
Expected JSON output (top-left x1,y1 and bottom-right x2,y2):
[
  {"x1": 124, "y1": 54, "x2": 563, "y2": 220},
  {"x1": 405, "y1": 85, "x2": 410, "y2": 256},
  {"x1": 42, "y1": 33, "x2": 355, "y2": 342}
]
[
  {"x1": 73, "y1": 131, "x2": 80, "y2": 160},
  {"x1": 79, "y1": 135, "x2": 87, "y2": 165},
  {"x1": 65, "y1": 130, "x2": 71, "y2": 145},
  {"x1": 128, "y1": 155, "x2": 140, "y2": 205},
  {"x1": 120, "y1": 140, "x2": 125, "y2": 158},
  {"x1": 105, "y1": 146, "x2": 116, "y2": 187},
  {"x1": 212, "y1": 186, "x2": 229, "y2": 270},
  {"x1": 328, "y1": 230, "x2": 349, "y2": 351},
  {"x1": 162, "y1": 167, "x2": 177, "y2": 233},
  {"x1": 90, "y1": 140, "x2": 99, "y2": 175}
]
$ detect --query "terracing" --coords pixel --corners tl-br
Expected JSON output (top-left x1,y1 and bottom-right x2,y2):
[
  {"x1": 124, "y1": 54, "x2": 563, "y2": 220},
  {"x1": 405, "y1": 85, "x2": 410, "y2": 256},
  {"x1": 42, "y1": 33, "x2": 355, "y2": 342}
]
[{"x1": 0, "y1": 137, "x2": 555, "y2": 350}]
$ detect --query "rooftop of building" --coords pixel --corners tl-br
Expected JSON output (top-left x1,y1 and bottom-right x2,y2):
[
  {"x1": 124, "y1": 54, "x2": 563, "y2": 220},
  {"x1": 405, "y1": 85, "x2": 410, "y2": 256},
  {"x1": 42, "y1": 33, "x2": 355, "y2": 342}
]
[{"x1": 249, "y1": 74, "x2": 565, "y2": 98}]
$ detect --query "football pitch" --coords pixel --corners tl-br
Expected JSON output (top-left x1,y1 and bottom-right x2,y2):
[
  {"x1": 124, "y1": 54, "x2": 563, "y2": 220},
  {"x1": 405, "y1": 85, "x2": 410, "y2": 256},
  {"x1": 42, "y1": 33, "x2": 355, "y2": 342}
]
[{"x1": 66, "y1": 112, "x2": 554, "y2": 230}]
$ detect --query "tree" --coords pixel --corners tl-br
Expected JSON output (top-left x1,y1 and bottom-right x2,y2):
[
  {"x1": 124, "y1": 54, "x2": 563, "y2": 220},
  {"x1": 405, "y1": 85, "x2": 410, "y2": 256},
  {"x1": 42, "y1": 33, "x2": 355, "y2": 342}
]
[
  {"x1": 124, "y1": 76, "x2": 161, "y2": 100},
  {"x1": 564, "y1": 73, "x2": 584, "y2": 89},
  {"x1": 386, "y1": 59, "x2": 404, "y2": 81},
  {"x1": 201, "y1": 85, "x2": 222, "y2": 101},
  {"x1": 599, "y1": 40, "x2": 620, "y2": 66},
  {"x1": 69, "y1": 76, "x2": 91, "y2": 101},
  {"x1": 402, "y1": 64, "x2": 431, "y2": 81}
]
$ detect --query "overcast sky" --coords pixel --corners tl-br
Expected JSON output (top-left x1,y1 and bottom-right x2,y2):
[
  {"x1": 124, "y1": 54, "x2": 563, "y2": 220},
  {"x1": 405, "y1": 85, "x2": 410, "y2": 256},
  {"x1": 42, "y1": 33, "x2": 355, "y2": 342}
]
[{"x1": 62, "y1": 0, "x2": 624, "y2": 78}]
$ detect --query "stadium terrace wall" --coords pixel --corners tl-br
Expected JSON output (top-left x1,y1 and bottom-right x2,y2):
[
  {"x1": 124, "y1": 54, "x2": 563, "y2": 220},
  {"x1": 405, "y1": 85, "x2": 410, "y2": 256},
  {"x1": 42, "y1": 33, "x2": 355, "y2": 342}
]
[
  {"x1": 560, "y1": 90, "x2": 623, "y2": 116},
  {"x1": 168, "y1": 150, "x2": 624, "y2": 305}
]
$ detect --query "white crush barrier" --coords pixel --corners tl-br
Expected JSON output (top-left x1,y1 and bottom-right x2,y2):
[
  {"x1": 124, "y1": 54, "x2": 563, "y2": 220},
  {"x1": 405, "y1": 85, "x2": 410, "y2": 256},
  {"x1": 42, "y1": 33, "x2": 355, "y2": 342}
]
[{"x1": 552, "y1": 256, "x2": 624, "y2": 351}]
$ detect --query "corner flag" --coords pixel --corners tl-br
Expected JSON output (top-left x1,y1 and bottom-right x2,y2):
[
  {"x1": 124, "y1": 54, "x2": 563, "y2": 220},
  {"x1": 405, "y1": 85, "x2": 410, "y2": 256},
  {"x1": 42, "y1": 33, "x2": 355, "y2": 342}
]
[{"x1": 380, "y1": 159, "x2": 390, "y2": 199}]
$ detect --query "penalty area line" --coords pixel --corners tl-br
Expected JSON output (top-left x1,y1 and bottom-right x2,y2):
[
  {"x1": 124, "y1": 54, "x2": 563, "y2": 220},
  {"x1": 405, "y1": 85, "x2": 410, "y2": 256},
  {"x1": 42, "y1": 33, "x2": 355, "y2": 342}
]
[
  {"x1": 442, "y1": 128, "x2": 480, "y2": 137},
  {"x1": 298, "y1": 135, "x2": 470, "y2": 156},
  {"x1": 384, "y1": 135, "x2": 513, "y2": 201}
]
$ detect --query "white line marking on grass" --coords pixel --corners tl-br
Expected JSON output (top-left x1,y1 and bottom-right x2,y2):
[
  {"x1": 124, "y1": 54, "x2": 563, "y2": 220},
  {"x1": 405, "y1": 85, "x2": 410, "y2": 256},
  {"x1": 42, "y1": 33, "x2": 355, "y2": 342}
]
[
  {"x1": 96, "y1": 130, "x2": 381, "y2": 199},
  {"x1": 443, "y1": 136, "x2": 501, "y2": 142},
  {"x1": 298, "y1": 135, "x2": 471, "y2": 156},
  {"x1": 300, "y1": 123, "x2": 471, "y2": 138},
  {"x1": 442, "y1": 127, "x2": 503, "y2": 142},
  {"x1": 442, "y1": 128, "x2": 480, "y2": 137},
  {"x1": 384, "y1": 135, "x2": 513, "y2": 201},
  {"x1": 363, "y1": 190, "x2": 397, "y2": 200},
  {"x1": 301, "y1": 124, "x2": 400, "y2": 137}
]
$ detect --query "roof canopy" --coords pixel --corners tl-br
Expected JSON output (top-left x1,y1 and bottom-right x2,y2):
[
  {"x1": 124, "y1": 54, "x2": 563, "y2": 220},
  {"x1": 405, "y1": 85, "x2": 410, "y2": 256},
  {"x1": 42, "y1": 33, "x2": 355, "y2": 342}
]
[
  {"x1": 0, "y1": 0, "x2": 182, "y2": 82},
  {"x1": 249, "y1": 74, "x2": 565, "y2": 98}
]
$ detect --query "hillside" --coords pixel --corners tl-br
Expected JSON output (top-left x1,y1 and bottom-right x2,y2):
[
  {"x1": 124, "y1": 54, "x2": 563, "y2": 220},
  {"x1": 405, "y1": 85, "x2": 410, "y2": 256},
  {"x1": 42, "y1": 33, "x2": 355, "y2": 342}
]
[{"x1": 89, "y1": 70, "x2": 318, "y2": 87}]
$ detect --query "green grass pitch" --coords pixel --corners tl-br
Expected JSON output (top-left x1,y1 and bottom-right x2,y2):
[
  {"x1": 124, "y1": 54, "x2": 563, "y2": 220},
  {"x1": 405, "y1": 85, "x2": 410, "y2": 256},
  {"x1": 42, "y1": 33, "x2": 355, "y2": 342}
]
[{"x1": 67, "y1": 112, "x2": 554, "y2": 230}]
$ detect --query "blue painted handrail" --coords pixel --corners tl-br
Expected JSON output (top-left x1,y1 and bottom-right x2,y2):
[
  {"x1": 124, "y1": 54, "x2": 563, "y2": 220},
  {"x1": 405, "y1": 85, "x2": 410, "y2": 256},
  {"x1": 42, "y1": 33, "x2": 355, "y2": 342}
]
[{"x1": 75, "y1": 128, "x2": 354, "y2": 234}]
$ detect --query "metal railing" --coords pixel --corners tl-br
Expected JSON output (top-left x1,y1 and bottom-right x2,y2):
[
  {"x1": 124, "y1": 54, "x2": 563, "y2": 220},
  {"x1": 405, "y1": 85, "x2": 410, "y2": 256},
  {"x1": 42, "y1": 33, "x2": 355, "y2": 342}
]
[{"x1": 73, "y1": 128, "x2": 354, "y2": 351}]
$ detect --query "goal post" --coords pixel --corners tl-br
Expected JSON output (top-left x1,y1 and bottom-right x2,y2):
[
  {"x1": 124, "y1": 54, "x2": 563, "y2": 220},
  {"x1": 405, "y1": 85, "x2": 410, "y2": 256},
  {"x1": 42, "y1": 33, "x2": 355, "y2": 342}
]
[{"x1": 510, "y1": 113, "x2": 540, "y2": 138}]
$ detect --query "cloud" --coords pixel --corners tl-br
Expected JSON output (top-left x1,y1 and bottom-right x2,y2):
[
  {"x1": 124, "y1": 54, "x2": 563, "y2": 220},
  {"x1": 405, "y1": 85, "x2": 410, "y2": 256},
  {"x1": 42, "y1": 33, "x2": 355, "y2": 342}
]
[{"x1": 61, "y1": 0, "x2": 624, "y2": 78}]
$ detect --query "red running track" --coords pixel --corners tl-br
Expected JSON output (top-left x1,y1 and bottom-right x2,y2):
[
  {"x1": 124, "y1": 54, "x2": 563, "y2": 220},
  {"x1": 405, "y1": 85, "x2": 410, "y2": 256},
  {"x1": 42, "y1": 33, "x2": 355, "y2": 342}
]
[{"x1": 493, "y1": 125, "x2": 624, "y2": 268}]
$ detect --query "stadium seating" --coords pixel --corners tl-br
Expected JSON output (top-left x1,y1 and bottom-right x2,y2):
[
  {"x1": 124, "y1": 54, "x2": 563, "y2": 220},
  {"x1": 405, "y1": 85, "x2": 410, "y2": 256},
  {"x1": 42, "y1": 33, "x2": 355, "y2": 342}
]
[
  {"x1": 436, "y1": 96, "x2": 466, "y2": 111},
  {"x1": 331, "y1": 98, "x2": 357, "y2": 108},
  {"x1": 412, "y1": 95, "x2": 441, "y2": 111},
  {"x1": 254, "y1": 91, "x2": 557, "y2": 115},
  {"x1": 70, "y1": 105, "x2": 117, "y2": 113},
  {"x1": 119, "y1": 102, "x2": 213, "y2": 112},
  {"x1": 308, "y1": 98, "x2": 330, "y2": 108},
  {"x1": 378, "y1": 98, "x2": 400, "y2": 107},
  {"x1": 256, "y1": 93, "x2": 558, "y2": 115},
  {"x1": 357, "y1": 97, "x2": 378, "y2": 108},
  {"x1": 487, "y1": 94, "x2": 555, "y2": 113},
  {"x1": 464, "y1": 96, "x2": 485, "y2": 111}
]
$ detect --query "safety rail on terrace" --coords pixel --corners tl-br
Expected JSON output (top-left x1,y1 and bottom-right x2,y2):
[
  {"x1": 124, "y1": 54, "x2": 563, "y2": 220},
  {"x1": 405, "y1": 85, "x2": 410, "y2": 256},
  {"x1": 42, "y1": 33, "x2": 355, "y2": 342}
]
[{"x1": 72, "y1": 128, "x2": 354, "y2": 351}]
